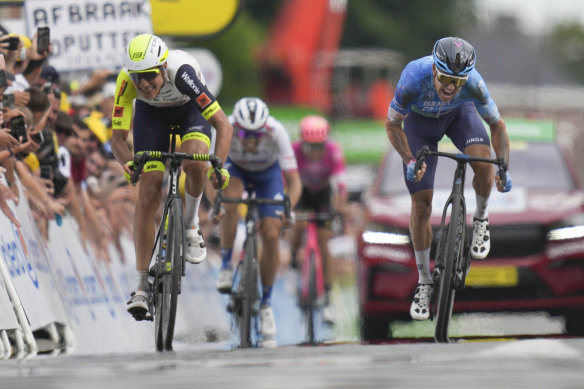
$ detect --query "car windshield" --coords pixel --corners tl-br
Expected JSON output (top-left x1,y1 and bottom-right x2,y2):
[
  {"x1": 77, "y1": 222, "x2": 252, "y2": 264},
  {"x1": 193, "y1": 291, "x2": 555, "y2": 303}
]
[{"x1": 379, "y1": 141, "x2": 574, "y2": 196}]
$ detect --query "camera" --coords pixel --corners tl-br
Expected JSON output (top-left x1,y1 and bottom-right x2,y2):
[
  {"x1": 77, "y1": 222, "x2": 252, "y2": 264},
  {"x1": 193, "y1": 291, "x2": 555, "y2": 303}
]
[
  {"x1": 0, "y1": 69, "x2": 7, "y2": 89},
  {"x1": 3, "y1": 94, "x2": 15, "y2": 108},
  {"x1": 9, "y1": 116, "x2": 27, "y2": 143},
  {"x1": 5, "y1": 36, "x2": 19, "y2": 51},
  {"x1": 37, "y1": 27, "x2": 50, "y2": 54}
]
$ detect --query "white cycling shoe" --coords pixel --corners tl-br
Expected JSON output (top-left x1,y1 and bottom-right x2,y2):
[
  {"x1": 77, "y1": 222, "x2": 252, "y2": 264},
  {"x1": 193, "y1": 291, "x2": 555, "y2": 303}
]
[
  {"x1": 471, "y1": 218, "x2": 490, "y2": 260},
  {"x1": 185, "y1": 228, "x2": 206, "y2": 264},
  {"x1": 260, "y1": 305, "x2": 277, "y2": 348},
  {"x1": 126, "y1": 290, "x2": 149, "y2": 321},
  {"x1": 410, "y1": 284, "x2": 433, "y2": 321},
  {"x1": 215, "y1": 267, "x2": 234, "y2": 294}
]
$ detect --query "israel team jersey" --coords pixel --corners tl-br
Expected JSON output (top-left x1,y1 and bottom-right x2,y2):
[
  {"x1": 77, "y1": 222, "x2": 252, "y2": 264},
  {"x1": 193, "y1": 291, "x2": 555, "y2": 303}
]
[{"x1": 388, "y1": 56, "x2": 501, "y2": 125}]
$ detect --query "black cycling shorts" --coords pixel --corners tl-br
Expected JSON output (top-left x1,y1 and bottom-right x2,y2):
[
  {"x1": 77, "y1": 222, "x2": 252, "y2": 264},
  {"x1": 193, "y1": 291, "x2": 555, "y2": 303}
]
[
  {"x1": 295, "y1": 185, "x2": 333, "y2": 228},
  {"x1": 132, "y1": 100, "x2": 212, "y2": 153}
]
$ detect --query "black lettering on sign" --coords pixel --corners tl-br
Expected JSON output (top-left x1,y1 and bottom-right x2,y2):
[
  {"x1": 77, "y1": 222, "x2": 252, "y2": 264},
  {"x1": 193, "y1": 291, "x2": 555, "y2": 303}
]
[{"x1": 32, "y1": 9, "x2": 48, "y2": 26}]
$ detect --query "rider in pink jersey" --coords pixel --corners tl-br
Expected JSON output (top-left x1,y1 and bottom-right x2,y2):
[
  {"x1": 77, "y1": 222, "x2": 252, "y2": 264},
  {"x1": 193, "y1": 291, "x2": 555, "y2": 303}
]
[{"x1": 289, "y1": 115, "x2": 347, "y2": 325}]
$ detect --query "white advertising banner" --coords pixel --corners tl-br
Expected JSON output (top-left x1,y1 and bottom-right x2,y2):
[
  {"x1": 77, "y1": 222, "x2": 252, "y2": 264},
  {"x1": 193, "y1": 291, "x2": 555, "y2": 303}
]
[
  {"x1": 24, "y1": 0, "x2": 153, "y2": 71},
  {"x1": 0, "y1": 270, "x2": 19, "y2": 331}
]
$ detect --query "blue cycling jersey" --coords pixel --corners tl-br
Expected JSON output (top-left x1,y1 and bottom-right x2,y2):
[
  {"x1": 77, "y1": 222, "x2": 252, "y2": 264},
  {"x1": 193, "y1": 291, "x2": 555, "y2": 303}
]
[{"x1": 388, "y1": 56, "x2": 501, "y2": 125}]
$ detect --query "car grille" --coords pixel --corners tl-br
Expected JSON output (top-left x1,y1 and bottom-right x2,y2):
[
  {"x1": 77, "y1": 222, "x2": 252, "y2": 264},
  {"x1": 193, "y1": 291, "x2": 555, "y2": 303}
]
[{"x1": 432, "y1": 224, "x2": 548, "y2": 259}]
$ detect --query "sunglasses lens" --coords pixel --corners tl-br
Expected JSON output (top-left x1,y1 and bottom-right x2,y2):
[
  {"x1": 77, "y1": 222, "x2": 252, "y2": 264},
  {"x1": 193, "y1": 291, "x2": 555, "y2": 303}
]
[
  {"x1": 437, "y1": 72, "x2": 467, "y2": 88},
  {"x1": 302, "y1": 142, "x2": 324, "y2": 152},
  {"x1": 130, "y1": 70, "x2": 159, "y2": 83},
  {"x1": 237, "y1": 129, "x2": 263, "y2": 139}
]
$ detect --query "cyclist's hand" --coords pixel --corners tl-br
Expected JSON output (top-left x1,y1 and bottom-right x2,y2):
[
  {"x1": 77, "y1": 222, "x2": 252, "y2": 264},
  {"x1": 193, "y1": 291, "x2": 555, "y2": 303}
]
[
  {"x1": 406, "y1": 159, "x2": 426, "y2": 182},
  {"x1": 279, "y1": 210, "x2": 295, "y2": 229},
  {"x1": 207, "y1": 167, "x2": 230, "y2": 190},
  {"x1": 496, "y1": 170, "x2": 512, "y2": 193},
  {"x1": 123, "y1": 161, "x2": 135, "y2": 184}
]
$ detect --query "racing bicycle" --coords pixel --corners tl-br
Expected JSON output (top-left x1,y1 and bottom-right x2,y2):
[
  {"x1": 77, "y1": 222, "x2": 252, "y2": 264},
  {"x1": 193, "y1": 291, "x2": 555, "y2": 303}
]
[
  {"x1": 213, "y1": 183, "x2": 290, "y2": 348},
  {"x1": 414, "y1": 145, "x2": 507, "y2": 343},
  {"x1": 295, "y1": 211, "x2": 337, "y2": 344},
  {"x1": 130, "y1": 135, "x2": 223, "y2": 352}
]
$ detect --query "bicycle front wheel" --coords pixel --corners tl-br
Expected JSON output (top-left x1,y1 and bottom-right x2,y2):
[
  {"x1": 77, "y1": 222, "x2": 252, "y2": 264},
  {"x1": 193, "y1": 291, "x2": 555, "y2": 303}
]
[
  {"x1": 154, "y1": 198, "x2": 184, "y2": 352},
  {"x1": 237, "y1": 236, "x2": 259, "y2": 348},
  {"x1": 303, "y1": 251, "x2": 318, "y2": 344},
  {"x1": 434, "y1": 196, "x2": 465, "y2": 343}
]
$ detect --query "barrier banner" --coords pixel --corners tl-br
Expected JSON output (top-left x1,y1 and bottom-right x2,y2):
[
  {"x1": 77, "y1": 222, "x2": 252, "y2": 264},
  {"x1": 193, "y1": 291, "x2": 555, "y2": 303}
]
[{"x1": 0, "y1": 271, "x2": 19, "y2": 330}]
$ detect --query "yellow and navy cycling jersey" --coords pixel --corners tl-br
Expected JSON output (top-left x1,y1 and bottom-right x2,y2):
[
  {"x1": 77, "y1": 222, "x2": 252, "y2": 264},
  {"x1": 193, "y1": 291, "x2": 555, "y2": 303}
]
[{"x1": 111, "y1": 50, "x2": 220, "y2": 130}]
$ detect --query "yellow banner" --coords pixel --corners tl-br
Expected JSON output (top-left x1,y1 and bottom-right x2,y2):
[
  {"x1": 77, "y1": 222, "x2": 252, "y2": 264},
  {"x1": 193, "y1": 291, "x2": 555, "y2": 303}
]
[{"x1": 150, "y1": 0, "x2": 240, "y2": 37}]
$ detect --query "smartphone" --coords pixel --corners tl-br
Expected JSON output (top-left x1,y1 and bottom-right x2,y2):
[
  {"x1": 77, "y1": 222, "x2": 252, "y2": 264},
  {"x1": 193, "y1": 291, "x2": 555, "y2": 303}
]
[
  {"x1": 6, "y1": 36, "x2": 19, "y2": 51},
  {"x1": 37, "y1": 27, "x2": 50, "y2": 54},
  {"x1": 0, "y1": 69, "x2": 7, "y2": 88},
  {"x1": 9, "y1": 116, "x2": 27, "y2": 143}
]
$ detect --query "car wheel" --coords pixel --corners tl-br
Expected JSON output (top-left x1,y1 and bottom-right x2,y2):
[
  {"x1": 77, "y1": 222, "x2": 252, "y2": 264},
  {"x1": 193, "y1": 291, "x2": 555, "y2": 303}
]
[
  {"x1": 563, "y1": 311, "x2": 584, "y2": 336},
  {"x1": 360, "y1": 315, "x2": 392, "y2": 341}
]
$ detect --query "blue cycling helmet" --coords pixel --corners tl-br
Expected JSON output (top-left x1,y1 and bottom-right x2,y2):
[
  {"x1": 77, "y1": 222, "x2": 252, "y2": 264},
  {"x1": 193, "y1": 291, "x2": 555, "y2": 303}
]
[{"x1": 432, "y1": 37, "x2": 476, "y2": 76}]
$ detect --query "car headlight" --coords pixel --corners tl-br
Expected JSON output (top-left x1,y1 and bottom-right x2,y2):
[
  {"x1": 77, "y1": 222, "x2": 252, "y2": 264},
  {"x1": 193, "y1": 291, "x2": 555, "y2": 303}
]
[
  {"x1": 547, "y1": 214, "x2": 584, "y2": 241},
  {"x1": 362, "y1": 231, "x2": 410, "y2": 245}
]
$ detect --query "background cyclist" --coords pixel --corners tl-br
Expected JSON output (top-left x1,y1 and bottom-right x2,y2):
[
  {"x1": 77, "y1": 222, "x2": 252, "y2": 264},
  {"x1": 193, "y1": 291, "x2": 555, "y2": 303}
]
[
  {"x1": 110, "y1": 34, "x2": 232, "y2": 320},
  {"x1": 214, "y1": 97, "x2": 301, "y2": 347},
  {"x1": 288, "y1": 115, "x2": 347, "y2": 325},
  {"x1": 384, "y1": 37, "x2": 512, "y2": 321}
]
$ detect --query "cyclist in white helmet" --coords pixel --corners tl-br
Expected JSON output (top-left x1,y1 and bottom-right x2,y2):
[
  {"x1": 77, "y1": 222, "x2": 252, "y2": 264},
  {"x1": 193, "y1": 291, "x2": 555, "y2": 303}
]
[
  {"x1": 214, "y1": 97, "x2": 302, "y2": 347},
  {"x1": 110, "y1": 33, "x2": 232, "y2": 320}
]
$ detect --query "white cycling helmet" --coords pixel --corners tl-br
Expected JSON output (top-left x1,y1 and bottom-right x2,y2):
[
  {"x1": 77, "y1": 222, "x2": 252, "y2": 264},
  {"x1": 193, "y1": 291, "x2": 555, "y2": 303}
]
[
  {"x1": 123, "y1": 34, "x2": 169, "y2": 72},
  {"x1": 232, "y1": 97, "x2": 269, "y2": 131}
]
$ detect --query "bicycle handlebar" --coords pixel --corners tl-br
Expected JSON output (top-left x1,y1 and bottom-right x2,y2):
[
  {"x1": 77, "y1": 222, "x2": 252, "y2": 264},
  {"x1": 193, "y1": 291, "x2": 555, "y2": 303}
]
[
  {"x1": 414, "y1": 145, "x2": 507, "y2": 188},
  {"x1": 295, "y1": 211, "x2": 337, "y2": 222},
  {"x1": 212, "y1": 191, "x2": 291, "y2": 221},
  {"x1": 130, "y1": 151, "x2": 223, "y2": 187}
]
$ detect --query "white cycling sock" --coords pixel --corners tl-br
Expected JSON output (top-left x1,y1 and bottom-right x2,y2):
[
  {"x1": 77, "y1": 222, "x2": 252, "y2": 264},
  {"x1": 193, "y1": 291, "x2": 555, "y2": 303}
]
[
  {"x1": 135, "y1": 270, "x2": 149, "y2": 291},
  {"x1": 415, "y1": 247, "x2": 433, "y2": 284},
  {"x1": 184, "y1": 192, "x2": 202, "y2": 228},
  {"x1": 474, "y1": 193, "x2": 489, "y2": 220}
]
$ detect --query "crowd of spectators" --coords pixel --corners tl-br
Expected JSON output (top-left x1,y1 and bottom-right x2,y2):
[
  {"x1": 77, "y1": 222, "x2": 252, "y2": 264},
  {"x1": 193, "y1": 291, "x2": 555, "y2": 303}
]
[{"x1": 0, "y1": 27, "x2": 137, "y2": 263}]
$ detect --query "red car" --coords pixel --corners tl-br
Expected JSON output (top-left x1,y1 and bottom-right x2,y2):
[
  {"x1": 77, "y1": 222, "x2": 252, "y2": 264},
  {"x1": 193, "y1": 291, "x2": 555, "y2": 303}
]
[{"x1": 357, "y1": 119, "x2": 584, "y2": 341}]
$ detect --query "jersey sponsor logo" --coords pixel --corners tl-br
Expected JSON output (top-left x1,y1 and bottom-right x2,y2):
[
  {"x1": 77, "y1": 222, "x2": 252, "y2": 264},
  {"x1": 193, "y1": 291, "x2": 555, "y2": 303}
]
[
  {"x1": 196, "y1": 93, "x2": 211, "y2": 108},
  {"x1": 116, "y1": 80, "x2": 128, "y2": 105},
  {"x1": 180, "y1": 71, "x2": 200, "y2": 94},
  {"x1": 202, "y1": 101, "x2": 220, "y2": 120},
  {"x1": 113, "y1": 106, "x2": 124, "y2": 117}
]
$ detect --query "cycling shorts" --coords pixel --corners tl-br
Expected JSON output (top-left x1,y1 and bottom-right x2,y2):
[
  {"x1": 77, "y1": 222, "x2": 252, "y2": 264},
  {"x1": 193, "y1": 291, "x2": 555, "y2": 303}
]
[
  {"x1": 403, "y1": 102, "x2": 491, "y2": 194},
  {"x1": 133, "y1": 100, "x2": 212, "y2": 154},
  {"x1": 295, "y1": 185, "x2": 333, "y2": 228},
  {"x1": 225, "y1": 158, "x2": 285, "y2": 219}
]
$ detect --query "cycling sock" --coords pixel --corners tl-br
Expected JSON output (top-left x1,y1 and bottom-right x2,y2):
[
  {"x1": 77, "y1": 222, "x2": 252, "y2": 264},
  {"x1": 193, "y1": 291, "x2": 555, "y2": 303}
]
[
  {"x1": 261, "y1": 285, "x2": 273, "y2": 307},
  {"x1": 184, "y1": 192, "x2": 202, "y2": 228},
  {"x1": 474, "y1": 194, "x2": 489, "y2": 220},
  {"x1": 135, "y1": 270, "x2": 149, "y2": 291},
  {"x1": 220, "y1": 247, "x2": 233, "y2": 269},
  {"x1": 414, "y1": 248, "x2": 433, "y2": 284}
]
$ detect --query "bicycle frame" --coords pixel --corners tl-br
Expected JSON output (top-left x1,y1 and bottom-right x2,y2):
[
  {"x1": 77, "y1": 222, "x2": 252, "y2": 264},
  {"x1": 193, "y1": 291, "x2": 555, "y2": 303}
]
[
  {"x1": 214, "y1": 184, "x2": 290, "y2": 348},
  {"x1": 301, "y1": 220, "x2": 325, "y2": 302},
  {"x1": 414, "y1": 145, "x2": 507, "y2": 343},
  {"x1": 131, "y1": 134, "x2": 223, "y2": 352}
]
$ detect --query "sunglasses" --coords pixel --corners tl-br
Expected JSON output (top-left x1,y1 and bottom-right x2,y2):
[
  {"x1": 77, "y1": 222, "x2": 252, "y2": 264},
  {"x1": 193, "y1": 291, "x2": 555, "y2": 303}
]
[
  {"x1": 129, "y1": 67, "x2": 161, "y2": 83},
  {"x1": 237, "y1": 128, "x2": 265, "y2": 140},
  {"x1": 302, "y1": 142, "x2": 325, "y2": 152},
  {"x1": 435, "y1": 68, "x2": 468, "y2": 88}
]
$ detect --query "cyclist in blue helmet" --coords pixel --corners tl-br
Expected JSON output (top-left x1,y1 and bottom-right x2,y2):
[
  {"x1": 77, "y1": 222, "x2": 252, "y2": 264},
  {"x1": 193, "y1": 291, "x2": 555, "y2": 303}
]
[{"x1": 385, "y1": 37, "x2": 512, "y2": 321}]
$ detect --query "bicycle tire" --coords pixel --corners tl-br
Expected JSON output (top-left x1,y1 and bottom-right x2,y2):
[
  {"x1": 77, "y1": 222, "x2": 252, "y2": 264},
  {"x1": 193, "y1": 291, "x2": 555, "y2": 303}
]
[
  {"x1": 434, "y1": 196, "x2": 465, "y2": 343},
  {"x1": 306, "y1": 252, "x2": 317, "y2": 344},
  {"x1": 238, "y1": 235, "x2": 258, "y2": 348},
  {"x1": 154, "y1": 198, "x2": 183, "y2": 351}
]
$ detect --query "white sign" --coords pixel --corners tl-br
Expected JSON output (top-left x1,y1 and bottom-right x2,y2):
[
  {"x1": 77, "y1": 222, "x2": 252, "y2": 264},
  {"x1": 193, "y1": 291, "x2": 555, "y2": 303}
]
[{"x1": 24, "y1": 0, "x2": 153, "y2": 71}]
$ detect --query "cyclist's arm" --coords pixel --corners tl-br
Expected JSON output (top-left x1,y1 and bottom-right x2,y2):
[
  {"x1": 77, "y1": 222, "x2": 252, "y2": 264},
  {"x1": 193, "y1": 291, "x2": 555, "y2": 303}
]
[
  {"x1": 174, "y1": 64, "x2": 232, "y2": 162},
  {"x1": 385, "y1": 113, "x2": 415, "y2": 163},
  {"x1": 110, "y1": 71, "x2": 137, "y2": 168},
  {"x1": 283, "y1": 169, "x2": 302, "y2": 210},
  {"x1": 489, "y1": 118, "x2": 510, "y2": 168}
]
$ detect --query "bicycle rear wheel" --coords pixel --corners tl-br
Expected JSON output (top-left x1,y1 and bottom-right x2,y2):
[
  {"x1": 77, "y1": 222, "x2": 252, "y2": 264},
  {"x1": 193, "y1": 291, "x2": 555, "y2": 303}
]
[
  {"x1": 237, "y1": 236, "x2": 259, "y2": 348},
  {"x1": 434, "y1": 197, "x2": 465, "y2": 343},
  {"x1": 154, "y1": 198, "x2": 184, "y2": 351},
  {"x1": 304, "y1": 252, "x2": 318, "y2": 344}
]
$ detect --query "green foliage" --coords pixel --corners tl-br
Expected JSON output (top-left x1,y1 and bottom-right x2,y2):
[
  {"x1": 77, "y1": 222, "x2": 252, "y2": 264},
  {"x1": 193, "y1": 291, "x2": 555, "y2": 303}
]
[
  {"x1": 341, "y1": 0, "x2": 478, "y2": 61},
  {"x1": 548, "y1": 22, "x2": 584, "y2": 83}
]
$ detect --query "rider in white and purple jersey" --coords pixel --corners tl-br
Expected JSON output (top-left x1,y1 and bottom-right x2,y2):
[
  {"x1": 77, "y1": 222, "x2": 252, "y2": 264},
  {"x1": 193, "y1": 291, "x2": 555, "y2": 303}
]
[
  {"x1": 385, "y1": 37, "x2": 512, "y2": 321},
  {"x1": 289, "y1": 115, "x2": 347, "y2": 325}
]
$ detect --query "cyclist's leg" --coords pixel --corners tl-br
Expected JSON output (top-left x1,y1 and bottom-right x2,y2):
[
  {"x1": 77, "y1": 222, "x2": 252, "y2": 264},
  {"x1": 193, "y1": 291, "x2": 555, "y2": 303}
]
[
  {"x1": 128, "y1": 103, "x2": 169, "y2": 315},
  {"x1": 179, "y1": 109, "x2": 213, "y2": 263},
  {"x1": 288, "y1": 188, "x2": 310, "y2": 268},
  {"x1": 447, "y1": 103, "x2": 493, "y2": 259},
  {"x1": 216, "y1": 161, "x2": 245, "y2": 292}
]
